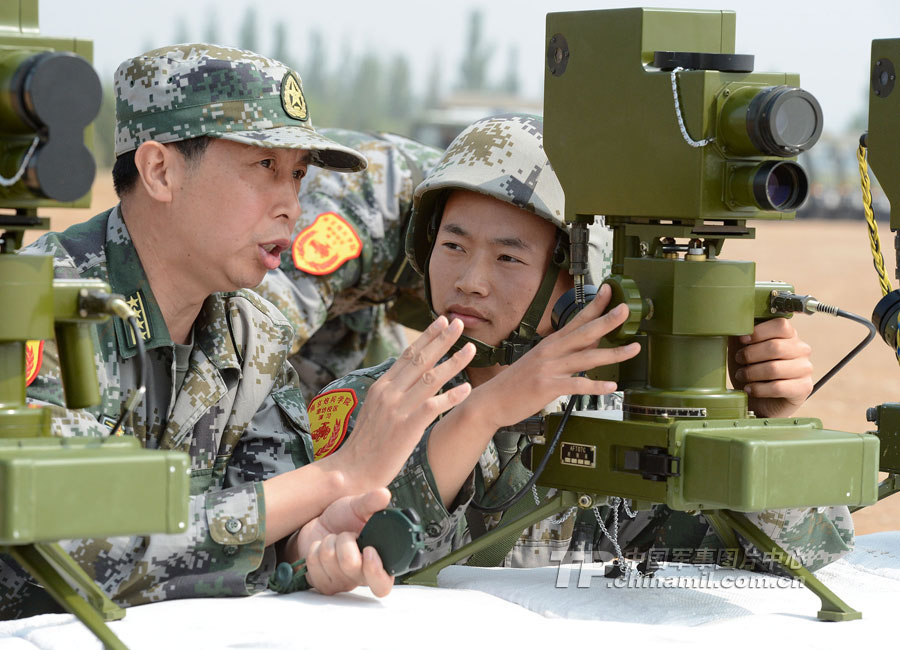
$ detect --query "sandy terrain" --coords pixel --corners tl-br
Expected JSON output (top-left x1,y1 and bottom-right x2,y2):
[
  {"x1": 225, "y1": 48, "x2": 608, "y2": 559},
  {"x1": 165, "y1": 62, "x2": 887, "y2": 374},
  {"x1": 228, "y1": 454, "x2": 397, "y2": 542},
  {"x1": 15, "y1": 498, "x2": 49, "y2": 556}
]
[{"x1": 22, "y1": 175, "x2": 900, "y2": 534}]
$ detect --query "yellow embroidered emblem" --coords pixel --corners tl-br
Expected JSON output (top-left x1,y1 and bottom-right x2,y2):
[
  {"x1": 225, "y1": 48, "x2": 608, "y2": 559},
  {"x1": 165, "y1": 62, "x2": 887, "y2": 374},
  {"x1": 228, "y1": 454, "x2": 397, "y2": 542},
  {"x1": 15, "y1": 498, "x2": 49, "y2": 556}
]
[
  {"x1": 125, "y1": 290, "x2": 152, "y2": 346},
  {"x1": 292, "y1": 212, "x2": 363, "y2": 276},
  {"x1": 25, "y1": 340, "x2": 44, "y2": 386},
  {"x1": 281, "y1": 71, "x2": 308, "y2": 121},
  {"x1": 307, "y1": 389, "x2": 358, "y2": 460}
]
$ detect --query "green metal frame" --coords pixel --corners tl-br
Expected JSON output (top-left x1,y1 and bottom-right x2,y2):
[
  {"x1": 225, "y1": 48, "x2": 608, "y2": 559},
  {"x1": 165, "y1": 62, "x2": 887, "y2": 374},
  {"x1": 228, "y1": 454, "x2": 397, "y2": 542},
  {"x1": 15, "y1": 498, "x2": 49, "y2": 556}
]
[
  {"x1": 404, "y1": 491, "x2": 579, "y2": 587},
  {"x1": 711, "y1": 511, "x2": 861, "y2": 621},
  {"x1": 405, "y1": 491, "x2": 861, "y2": 622},
  {"x1": 5, "y1": 542, "x2": 127, "y2": 648}
]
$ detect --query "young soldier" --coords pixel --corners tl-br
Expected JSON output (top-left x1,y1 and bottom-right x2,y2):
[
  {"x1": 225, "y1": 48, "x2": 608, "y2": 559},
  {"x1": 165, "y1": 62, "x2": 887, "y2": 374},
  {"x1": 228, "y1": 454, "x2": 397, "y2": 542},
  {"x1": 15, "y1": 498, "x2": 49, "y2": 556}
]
[
  {"x1": 0, "y1": 45, "x2": 474, "y2": 617},
  {"x1": 315, "y1": 114, "x2": 851, "y2": 586}
]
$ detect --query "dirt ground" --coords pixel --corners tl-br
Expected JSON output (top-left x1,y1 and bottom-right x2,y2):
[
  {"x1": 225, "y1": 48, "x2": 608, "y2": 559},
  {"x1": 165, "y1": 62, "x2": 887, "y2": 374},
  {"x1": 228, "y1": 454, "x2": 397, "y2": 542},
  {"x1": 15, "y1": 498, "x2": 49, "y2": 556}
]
[{"x1": 26, "y1": 175, "x2": 900, "y2": 535}]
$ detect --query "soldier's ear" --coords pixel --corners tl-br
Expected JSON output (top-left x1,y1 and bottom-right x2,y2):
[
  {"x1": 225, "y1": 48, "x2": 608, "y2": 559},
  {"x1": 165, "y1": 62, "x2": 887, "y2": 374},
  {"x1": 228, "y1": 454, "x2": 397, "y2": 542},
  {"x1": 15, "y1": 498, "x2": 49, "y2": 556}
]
[{"x1": 133, "y1": 141, "x2": 179, "y2": 204}]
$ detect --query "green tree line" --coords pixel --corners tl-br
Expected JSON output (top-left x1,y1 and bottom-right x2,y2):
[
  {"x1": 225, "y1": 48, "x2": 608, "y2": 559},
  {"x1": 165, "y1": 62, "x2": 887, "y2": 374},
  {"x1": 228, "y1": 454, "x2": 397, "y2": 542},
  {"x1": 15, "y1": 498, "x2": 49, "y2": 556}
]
[{"x1": 92, "y1": 7, "x2": 520, "y2": 168}]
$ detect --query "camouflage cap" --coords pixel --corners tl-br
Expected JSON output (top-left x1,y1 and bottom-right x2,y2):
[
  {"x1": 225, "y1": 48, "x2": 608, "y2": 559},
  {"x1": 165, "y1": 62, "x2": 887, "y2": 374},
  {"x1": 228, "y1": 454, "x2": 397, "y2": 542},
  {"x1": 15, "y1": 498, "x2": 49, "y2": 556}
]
[
  {"x1": 407, "y1": 113, "x2": 565, "y2": 274},
  {"x1": 114, "y1": 44, "x2": 367, "y2": 172}
]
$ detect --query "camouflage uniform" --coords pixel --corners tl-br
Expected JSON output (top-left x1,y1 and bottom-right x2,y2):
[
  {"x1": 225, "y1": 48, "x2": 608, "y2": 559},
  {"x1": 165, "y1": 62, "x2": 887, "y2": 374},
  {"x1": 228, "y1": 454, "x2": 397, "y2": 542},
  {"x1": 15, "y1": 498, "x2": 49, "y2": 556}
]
[
  {"x1": 0, "y1": 207, "x2": 311, "y2": 617},
  {"x1": 319, "y1": 114, "x2": 854, "y2": 573},
  {"x1": 255, "y1": 129, "x2": 442, "y2": 397},
  {"x1": 0, "y1": 45, "x2": 370, "y2": 617}
]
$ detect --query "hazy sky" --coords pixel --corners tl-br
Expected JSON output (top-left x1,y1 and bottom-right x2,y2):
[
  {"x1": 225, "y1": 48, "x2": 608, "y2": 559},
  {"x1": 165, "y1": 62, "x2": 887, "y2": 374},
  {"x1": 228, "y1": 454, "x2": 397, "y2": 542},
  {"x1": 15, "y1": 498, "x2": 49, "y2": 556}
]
[{"x1": 37, "y1": 0, "x2": 900, "y2": 132}]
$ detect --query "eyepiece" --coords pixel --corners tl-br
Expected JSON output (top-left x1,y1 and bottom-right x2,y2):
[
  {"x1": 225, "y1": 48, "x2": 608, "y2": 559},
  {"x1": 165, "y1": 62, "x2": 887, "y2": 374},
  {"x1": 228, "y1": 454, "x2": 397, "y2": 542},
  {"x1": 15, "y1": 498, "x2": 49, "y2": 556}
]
[
  {"x1": 552, "y1": 285, "x2": 598, "y2": 331},
  {"x1": 872, "y1": 290, "x2": 900, "y2": 349}
]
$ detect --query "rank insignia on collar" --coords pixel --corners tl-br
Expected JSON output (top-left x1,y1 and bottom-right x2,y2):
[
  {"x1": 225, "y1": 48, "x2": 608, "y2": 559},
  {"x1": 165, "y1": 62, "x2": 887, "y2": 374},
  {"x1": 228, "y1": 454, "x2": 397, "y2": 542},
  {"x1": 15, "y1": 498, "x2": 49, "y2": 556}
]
[
  {"x1": 281, "y1": 71, "x2": 308, "y2": 121},
  {"x1": 124, "y1": 290, "x2": 152, "y2": 347},
  {"x1": 24, "y1": 340, "x2": 44, "y2": 386},
  {"x1": 307, "y1": 388, "x2": 358, "y2": 460},
  {"x1": 99, "y1": 415, "x2": 119, "y2": 433},
  {"x1": 291, "y1": 212, "x2": 363, "y2": 276}
]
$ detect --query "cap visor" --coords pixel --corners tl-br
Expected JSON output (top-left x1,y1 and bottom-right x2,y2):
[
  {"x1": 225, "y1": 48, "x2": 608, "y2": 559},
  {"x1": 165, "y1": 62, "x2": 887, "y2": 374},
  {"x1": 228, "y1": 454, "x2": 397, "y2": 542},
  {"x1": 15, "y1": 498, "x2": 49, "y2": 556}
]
[{"x1": 214, "y1": 126, "x2": 367, "y2": 172}]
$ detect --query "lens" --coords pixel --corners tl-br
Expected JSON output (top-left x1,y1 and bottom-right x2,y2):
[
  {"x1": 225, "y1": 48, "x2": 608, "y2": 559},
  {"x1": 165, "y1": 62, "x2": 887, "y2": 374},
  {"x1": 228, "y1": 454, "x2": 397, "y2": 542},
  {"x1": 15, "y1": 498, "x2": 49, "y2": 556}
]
[
  {"x1": 754, "y1": 161, "x2": 808, "y2": 211},
  {"x1": 746, "y1": 86, "x2": 823, "y2": 156},
  {"x1": 766, "y1": 171, "x2": 791, "y2": 208},
  {"x1": 766, "y1": 167, "x2": 796, "y2": 209},
  {"x1": 773, "y1": 96, "x2": 817, "y2": 145}
]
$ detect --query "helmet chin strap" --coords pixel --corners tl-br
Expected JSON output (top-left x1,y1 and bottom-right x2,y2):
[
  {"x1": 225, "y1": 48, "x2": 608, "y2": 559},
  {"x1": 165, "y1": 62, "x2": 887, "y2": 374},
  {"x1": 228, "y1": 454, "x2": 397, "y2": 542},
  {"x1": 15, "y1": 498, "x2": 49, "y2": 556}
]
[{"x1": 424, "y1": 233, "x2": 568, "y2": 367}]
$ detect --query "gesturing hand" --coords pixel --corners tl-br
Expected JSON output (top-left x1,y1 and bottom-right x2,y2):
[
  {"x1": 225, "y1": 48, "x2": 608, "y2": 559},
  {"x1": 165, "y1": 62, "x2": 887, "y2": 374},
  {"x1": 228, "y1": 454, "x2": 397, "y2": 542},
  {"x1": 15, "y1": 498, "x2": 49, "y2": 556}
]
[
  {"x1": 322, "y1": 315, "x2": 475, "y2": 493},
  {"x1": 470, "y1": 283, "x2": 641, "y2": 431}
]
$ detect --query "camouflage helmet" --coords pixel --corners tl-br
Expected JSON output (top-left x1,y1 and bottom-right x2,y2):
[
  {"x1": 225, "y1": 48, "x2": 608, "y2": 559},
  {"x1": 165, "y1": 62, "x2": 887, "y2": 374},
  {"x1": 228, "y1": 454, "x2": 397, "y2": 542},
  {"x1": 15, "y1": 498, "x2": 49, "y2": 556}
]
[
  {"x1": 406, "y1": 113, "x2": 565, "y2": 275},
  {"x1": 405, "y1": 113, "x2": 614, "y2": 367},
  {"x1": 404, "y1": 114, "x2": 572, "y2": 366},
  {"x1": 114, "y1": 44, "x2": 366, "y2": 173}
]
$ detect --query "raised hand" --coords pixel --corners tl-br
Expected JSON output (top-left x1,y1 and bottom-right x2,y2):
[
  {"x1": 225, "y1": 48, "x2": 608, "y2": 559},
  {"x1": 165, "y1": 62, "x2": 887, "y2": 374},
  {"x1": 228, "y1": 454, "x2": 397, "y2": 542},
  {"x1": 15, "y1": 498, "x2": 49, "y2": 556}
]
[
  {"x1": 426, "y1": 283, "x2": 641, "y2": 506},
  {"x1": 469, "y1": 283, "x2": 641, "y2": 431},
  {"x1": 321, "y1": 315, "x2": 475, "y2": 493}
]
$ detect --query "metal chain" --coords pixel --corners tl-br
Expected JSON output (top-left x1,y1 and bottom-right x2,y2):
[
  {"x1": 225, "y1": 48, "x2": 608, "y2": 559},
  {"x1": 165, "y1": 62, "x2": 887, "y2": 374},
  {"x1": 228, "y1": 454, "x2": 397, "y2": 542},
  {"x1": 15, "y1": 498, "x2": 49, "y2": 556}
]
[
  {"x1": 669, "y1": 68, "x2": 714, "y2": 148},
  {"x1": 531, "y1": 485, "x2": 576, "y2": 525},
  {"x1": 0, "y1": 137, "x2": 40, "y2": 187},
  {"x1": 593, "y1": 497, "x2": 643, "y2": 578},
  {"x1": 548, "y1": 506, "x2": 577, "y2": 526}
]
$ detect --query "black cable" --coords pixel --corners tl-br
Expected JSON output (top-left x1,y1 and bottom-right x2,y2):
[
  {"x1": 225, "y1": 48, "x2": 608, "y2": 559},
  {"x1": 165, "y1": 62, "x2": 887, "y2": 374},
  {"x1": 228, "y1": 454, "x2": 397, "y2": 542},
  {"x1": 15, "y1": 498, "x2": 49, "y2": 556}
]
[
  {"x1": 108, "y1": 315, "x2": 147, "y2": 438},
  {"x1": 468, "y1": 393, "x2": 581, "y2": 514},
  {"x1": 810, "y1": 309, "x2": 876, "y2": 397}
]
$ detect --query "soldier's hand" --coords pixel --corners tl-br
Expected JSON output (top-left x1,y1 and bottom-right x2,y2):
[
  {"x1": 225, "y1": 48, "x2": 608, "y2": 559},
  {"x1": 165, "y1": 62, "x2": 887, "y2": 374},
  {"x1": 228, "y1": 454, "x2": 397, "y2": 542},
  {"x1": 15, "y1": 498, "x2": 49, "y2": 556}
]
[
  {"x1": 324, "y1": 315, "x2": 475, "y2": 492},
  {"x1": 296, "y1": 488, "x2": 394, "y2": 597},
  {"x1": 728, "y1": 317, "x2": 813, "y2": 418},
  {"x1": 471, "y1": 283, "x2": 641, "y2": 431}
]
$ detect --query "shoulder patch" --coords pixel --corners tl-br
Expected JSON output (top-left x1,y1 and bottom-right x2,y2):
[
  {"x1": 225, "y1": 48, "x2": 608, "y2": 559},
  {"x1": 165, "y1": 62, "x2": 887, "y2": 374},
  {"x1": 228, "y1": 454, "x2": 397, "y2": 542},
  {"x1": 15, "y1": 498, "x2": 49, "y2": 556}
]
[
  {"x1": 291, "y1": 212, "x2": 362, "y2": 276},
  {"x1": 25, "y1": 340, "x2": 44, "y2": 386},
  {"x1": 307, "y1": 388, "x2": 358, "y2": 460}
]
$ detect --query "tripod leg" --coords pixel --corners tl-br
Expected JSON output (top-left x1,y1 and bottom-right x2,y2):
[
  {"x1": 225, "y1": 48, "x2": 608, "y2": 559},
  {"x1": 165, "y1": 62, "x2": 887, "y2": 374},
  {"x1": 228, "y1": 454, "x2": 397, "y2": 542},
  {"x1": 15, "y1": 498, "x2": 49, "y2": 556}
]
[
  {"x1": 403, "y1": 490, "x2": 579, "y2": 587},
  {"x1": 7, "y1": 543, "x2": 128, "y2": 650},
  {"x1": 715, "y1": 509, "x2": 861, "y2": 622}
]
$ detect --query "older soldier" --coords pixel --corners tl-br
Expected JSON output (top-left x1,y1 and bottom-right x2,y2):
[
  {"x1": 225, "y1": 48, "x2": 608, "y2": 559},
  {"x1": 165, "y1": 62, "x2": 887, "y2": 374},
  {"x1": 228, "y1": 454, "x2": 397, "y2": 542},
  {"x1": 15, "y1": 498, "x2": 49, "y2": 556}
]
[
  {"x1": 256, "y1": 129, "x2": 441, "y2": 399},
  {"x1": 314, "y1": 114, "x2": 852, "y2": 589},
  {"x1": 0, "y1": 44, "x2": 474, "y2": 617}
]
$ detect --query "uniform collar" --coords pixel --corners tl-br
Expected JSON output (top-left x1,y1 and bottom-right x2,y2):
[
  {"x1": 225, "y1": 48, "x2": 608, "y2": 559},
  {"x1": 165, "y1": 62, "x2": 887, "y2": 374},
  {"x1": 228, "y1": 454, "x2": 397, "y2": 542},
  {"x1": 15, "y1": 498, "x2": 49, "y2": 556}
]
[
  {"x1": 105, "y1": 205, "x2": 172, "y2": 359},
  {"x1": 193, "y1": 292, "x2": 242, "y2": 373}
]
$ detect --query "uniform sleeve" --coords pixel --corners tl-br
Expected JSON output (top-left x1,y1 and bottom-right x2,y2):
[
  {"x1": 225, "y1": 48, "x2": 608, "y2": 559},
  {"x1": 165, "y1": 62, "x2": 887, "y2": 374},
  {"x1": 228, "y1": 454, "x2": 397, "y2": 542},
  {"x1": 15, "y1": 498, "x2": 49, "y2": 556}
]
[
  {"x1": 739, "y1": 506, "x2": 854, "y2": 572},
  {"x1": 315, "y1": 366, "x2": 474, "y2": 564},
  {"x1": 626, "y1": 504, "x2": 854, "y2": 575},
  {"x1": 119, "y1": 378, "x2": 312, "y2": 605}
]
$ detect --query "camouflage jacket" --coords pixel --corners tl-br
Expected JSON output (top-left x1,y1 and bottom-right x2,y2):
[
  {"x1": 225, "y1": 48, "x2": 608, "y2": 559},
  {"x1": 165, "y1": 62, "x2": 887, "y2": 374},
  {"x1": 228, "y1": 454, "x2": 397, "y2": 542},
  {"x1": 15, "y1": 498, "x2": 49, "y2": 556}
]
[
  {"x1": 255, "y1": 129, "x2": 442, "y2": 396},
  {"x1": 321, "y1": 361, "x2": 854, "y2": 573},
  {"x1": 0, "y1": 206, "x2": 312, "y2": 618}
]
